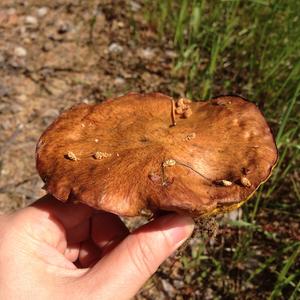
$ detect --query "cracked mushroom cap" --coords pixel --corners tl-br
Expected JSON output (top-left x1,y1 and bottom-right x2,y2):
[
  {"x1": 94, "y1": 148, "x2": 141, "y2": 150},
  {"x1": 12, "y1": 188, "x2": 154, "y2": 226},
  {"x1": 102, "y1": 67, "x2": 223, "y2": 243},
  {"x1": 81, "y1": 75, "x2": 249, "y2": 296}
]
[{"x1": 36, "y1": 92, "x2": 278, "y2": 217}]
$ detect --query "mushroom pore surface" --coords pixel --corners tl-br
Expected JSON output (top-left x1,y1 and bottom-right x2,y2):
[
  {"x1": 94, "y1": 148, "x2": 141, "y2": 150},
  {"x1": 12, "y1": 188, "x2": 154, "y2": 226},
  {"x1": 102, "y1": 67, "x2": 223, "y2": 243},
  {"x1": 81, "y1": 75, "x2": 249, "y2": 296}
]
[{"x1": 36, "y1": 92, "x2": 278, "y2": 217}]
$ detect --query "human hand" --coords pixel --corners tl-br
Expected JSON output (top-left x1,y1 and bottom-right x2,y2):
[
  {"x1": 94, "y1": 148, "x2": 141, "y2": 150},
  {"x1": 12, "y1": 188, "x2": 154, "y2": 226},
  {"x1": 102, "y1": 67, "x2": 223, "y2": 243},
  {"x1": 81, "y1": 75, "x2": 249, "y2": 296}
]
[{"x1": 0, "y1": 195, "x2": 194, "y2": 299}]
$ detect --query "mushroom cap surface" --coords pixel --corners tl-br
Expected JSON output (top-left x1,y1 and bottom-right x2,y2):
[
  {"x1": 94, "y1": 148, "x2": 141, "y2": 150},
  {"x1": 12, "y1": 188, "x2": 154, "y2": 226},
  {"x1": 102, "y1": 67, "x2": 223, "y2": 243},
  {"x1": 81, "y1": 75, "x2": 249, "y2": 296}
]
[{"x1": 36, "y1": 92, "x2": 278, "y2": 217}]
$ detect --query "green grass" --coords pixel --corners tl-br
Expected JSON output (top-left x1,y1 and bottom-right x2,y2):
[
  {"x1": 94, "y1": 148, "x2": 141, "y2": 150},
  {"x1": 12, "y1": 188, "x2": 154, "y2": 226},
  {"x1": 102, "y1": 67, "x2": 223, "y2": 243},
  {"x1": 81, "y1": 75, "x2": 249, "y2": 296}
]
[{"x1": 145, "y1": 0, "x2": 300, "y2": 298}]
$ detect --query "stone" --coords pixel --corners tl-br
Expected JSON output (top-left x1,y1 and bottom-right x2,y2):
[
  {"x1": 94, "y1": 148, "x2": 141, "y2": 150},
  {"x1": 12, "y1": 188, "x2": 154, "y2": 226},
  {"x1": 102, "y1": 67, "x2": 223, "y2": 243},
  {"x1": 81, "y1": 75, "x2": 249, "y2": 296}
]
[
  {"x1": 57, "y1": 21, "x2": 71, "y2": 34},
  {"x1": 130, "y1": 1, "x2": 141, "y2": 12},
  {"x1": 108, "y1": 43, "x2": 123, "y2": 54},
  {"x1": 138, "y1": 48, "x2": 155, "y2": 60},
  {"x1": 161, "y1": 279, "x2": 176, "y2": 298},
  {"x1": 114, "y1": 77, "x2": 125, "y2": 85},
  {"x1": 36, "y1": 7, "x2": 48, "y2": 18},
  {"x1": 14, "y1": 47, "x2": 27, "y2": 57},
  {"x1": 25, "y1": 15, "x2": 38, "y2": 27},
  {"x1": 42, "y1": 41, "x2": 53, "y2": 52},
  {"x1": 173, "y1": 280, "x2": 184, "y2": 289}
]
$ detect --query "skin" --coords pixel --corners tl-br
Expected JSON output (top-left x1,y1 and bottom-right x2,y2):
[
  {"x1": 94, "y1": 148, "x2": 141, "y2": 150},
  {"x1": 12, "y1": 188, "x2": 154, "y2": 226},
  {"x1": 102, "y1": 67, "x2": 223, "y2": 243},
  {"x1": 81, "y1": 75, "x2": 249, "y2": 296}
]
[{"x1": 0, "y1": 195, "x2": 194, "y2": 300}]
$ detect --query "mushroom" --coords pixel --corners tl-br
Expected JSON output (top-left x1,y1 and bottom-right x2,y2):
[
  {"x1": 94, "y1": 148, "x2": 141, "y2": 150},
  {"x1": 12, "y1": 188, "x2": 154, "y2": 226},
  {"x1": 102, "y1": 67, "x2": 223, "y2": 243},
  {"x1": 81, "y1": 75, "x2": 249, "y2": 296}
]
[{"x1": 36, "y1": 92, "x2": 278, "y2": 218}]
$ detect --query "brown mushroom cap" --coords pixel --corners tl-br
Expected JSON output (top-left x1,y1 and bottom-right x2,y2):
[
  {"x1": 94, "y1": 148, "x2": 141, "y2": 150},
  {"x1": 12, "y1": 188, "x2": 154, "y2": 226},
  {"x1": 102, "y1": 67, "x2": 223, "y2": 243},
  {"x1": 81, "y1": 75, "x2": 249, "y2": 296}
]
[{"x1": 36, "y1": 92, "x2": 278, "y2": 217}]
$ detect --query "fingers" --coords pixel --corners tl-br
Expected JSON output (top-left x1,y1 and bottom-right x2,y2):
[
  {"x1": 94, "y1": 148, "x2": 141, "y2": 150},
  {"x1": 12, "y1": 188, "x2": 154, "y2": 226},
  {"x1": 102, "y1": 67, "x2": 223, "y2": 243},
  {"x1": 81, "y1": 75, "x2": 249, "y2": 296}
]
[
  {"x1": 31, "y1": 194, "x2": 93, "y2": 230},
  {"x1": 64, "y1": 243, "x2": 80, "y2": 262},
  {"x1": 10, "y1": 194, "x2": 92, "y2": 255},
  {"x1": 77, "y1": 214, "x2": 194, "y2": 300},
  {"x1": 91, "y1": 212, "x2": 129, "y2": 254},
  {"x1": 67, "y1": 219, "x2": 90, "y2": 244},
  {"x1": 12, "y1": 195, "x2": 130, "y2": 266},
  {"x1": 77, "y1": 212, "x2": 129, "y2": 267},
  {"x1": 78, "y1": 240, "x2": 101, "y2": 267}
]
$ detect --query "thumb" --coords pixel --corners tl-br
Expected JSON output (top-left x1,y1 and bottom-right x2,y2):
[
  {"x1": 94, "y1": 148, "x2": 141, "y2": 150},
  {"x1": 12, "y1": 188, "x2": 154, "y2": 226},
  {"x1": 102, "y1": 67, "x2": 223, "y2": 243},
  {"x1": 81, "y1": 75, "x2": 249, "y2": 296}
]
[{"x1": 78, "y1": 214, "x2": 194, "y2": 300}]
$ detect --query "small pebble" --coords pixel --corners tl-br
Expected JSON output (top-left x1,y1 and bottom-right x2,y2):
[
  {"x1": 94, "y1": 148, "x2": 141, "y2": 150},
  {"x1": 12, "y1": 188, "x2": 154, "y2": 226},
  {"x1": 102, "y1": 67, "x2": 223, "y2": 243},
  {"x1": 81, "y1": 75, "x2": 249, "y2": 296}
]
[
  {"x1": 114, "y1": 77, "x2": 125, "y2": 85},
  {"x1": 139, "y1": 48, "x2": 155, "y2": 60},
  {"x1": 108, "y1": 43, "x2": 123, "y2": 54},
  {"x1": 173, "y1": 280, "x2": 184, "y2": 289},
  {"x1": 130, "y1": 1, "x2": 141, "y2": 12},
  {"x1": 36, "y1": 7, "x2": 48, "y2": 18},
  {"x1": 42, "y1": 41, "x2": 53, "y2": 52},
  {"x1": 14, "y1": 46, "x2": 27, "y2": 57},
  {"x1": 57, "y1": 21, "x2": 70, "y2": 34},
  {"x1": 161, "y1": 279, "x2": 176, "y2": 298},
  {"x1": 25, "y1": 15, "x2": 38, "y2": 27}
]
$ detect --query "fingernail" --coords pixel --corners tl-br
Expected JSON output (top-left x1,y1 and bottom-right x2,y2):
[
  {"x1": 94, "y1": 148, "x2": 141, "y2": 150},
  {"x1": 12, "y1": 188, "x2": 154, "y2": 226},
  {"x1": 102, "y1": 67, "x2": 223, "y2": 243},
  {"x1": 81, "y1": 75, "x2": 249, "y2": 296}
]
[{"x1": 159, "y1": 214, "x2": 195, "y2": 249}]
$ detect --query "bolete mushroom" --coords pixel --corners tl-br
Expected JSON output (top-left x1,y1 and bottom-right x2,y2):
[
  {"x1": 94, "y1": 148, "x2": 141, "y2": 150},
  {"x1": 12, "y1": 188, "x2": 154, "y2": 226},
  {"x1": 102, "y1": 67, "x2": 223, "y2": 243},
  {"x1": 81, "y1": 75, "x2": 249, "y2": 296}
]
[{"x1": 36, "y1": 92, "x2": 278, "y2": 218}]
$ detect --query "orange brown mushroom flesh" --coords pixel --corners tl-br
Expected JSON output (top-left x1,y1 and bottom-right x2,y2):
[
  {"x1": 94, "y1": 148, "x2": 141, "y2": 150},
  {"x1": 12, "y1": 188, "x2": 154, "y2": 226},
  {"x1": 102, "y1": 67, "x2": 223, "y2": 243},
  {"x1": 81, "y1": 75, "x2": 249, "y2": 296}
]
[{"x1": 36, "y1": 93, "x2": 278, "y2": 217}]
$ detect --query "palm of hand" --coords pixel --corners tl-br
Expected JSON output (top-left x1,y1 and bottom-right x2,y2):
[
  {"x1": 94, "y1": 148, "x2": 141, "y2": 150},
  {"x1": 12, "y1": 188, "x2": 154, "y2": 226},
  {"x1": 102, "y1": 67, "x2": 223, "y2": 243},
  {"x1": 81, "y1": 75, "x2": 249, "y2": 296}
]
[{"x1": 0, "y1": 195, "x2": 194, "y2": 299}]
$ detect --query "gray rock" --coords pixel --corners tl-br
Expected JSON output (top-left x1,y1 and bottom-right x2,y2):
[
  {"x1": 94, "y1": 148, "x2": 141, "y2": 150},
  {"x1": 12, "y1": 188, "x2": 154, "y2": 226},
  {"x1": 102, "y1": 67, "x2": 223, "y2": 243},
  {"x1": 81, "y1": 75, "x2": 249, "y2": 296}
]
[
  {"x1": 130, "y1": 1, "x2": 141, "y2": 12},
  {"x1": 108, "y1": 43, "x2": 123, "y2": 54},
  {"x1": 161, "y1": 279, "x2": 176, "y2": 298},
  {"x1": 173, "y1": 280, "x2": 184, "y2": 289}
]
